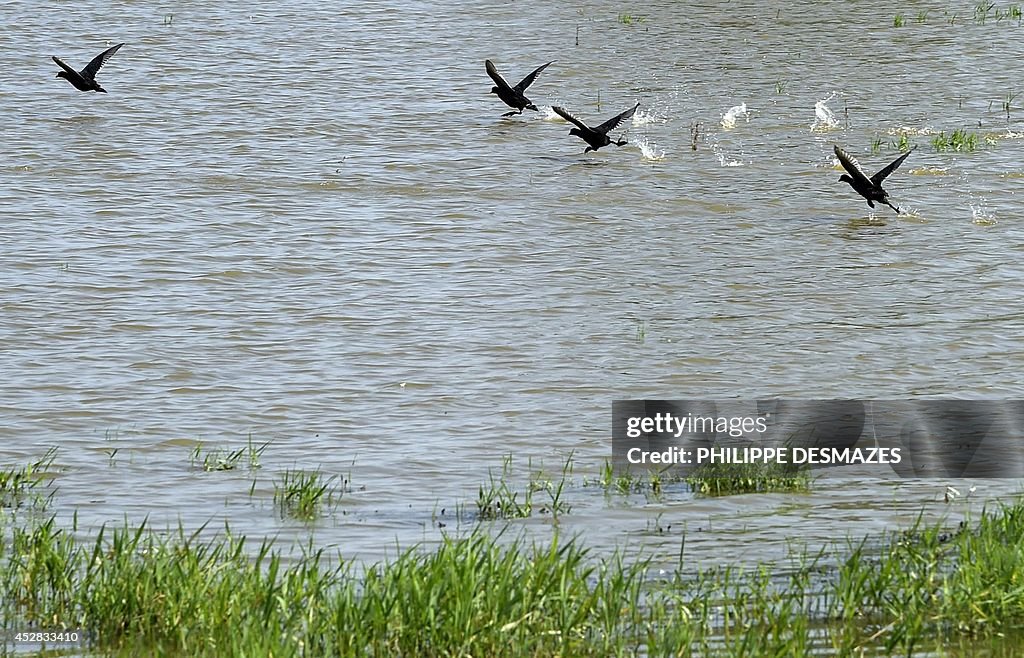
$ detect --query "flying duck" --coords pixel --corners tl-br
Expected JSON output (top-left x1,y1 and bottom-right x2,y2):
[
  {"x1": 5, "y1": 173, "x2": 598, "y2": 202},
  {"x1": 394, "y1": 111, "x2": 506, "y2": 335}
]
[
  {"x1": 833, "y1": 144, "x2": 914, "y2": 214},
  {"x1": 552, "y1": 102, "x2": 640, "y2": 153},
  {"x1": 485, "y1": 59, "x2": 553, "y2": 117},
  {"x1": 53, "y1": 42, "x2": 125, "y2": 93}
]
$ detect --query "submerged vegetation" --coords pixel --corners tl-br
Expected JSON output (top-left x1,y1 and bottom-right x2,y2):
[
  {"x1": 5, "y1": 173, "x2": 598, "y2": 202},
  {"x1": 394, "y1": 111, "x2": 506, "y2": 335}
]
[
  {"x1": 931, "y1": 128, "x2": 981, "y2": 151},
  {"x1": 4, "y1": 499, "x2": 1024, "y2": 656},
  {"x1": 685, "y1": 460, "x2": 811, "y2": 496},
  {"x1": 189, "y1": 436, "x2": 268, "y2": 472},
  {"x1": 616, "y1": 12, "x2": 647, "y2": 25},
  {"x1": 273, "y1": 468, "x2": 341, "y2": 520},
  {"x1": 0, "y1": 448, "x2": 56, "y2": 509},
  {"x1": 476, "y1": 454, "x2": 572, "y2": 520}
]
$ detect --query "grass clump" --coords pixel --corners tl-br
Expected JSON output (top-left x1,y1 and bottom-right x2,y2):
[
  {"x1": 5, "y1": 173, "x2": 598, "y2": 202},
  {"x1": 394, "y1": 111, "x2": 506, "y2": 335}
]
[
  {"x1": 585, "y1": 459, "x2": 682, "y2": 497},
  {"x1": 931, "y1": 127, "x2": 981, "y2": 151},
  {"x1": 0, "y1": 448, "x2": 57, "y2": 509},
  {"x1": 685, "y1": 460, "x2": 811, "y2": 496},
  {"x1": 616, "y1": 12, "x2": 646, "y2": 25},
  {"x1": 476, "y1": 454, "x2": 572, "y2": 520},
  {"x1": 273, "y1": 468, "x2": 340, "y2": 520},
  {"x1": 190, "y1": 436, "x2": 268, "y2": 472}
]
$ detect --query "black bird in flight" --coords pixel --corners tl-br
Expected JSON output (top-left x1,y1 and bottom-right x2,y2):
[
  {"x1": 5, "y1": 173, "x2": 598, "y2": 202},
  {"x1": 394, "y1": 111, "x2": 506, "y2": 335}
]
[
  {"x1": 485, "y1": 59, "x2": 553, "y2": 117},
  {"x1": 52, "y1": 42, "x2": 125, "y2": 93},
  {"x1": 552, "y1": 102, "x2": 640, "y2": 153},
  {"x1": 833, "y1": 144, "x2": 914, "y2": 214}
]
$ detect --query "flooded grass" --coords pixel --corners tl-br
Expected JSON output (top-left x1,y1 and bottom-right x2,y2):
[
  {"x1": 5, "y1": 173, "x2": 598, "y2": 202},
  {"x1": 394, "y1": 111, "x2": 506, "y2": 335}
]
[
  {"x1": 3, "y1": 451, "x2": 1024, "y2": 656},
  {"x1": 476, "y1": 454, "x2": 572, "y2": 520},
  {"x1": 272, "y1": 468, "x2": 340, "y2": 520},
  {"x1": 189, "y1": 436, "x2": 268, "y2": 472},
  {"x1": 4, "y1": 497, "x2": 1024, "y2": 656},
  {"x1": 0, "y1": 448, "x2": 57, "y2": 510},
  {"x1": 931, "y1": 128, "x2": 982, "y2": 152},
  {"x1": 685, "y1": 460, "x2": 812, "y2": 496}
]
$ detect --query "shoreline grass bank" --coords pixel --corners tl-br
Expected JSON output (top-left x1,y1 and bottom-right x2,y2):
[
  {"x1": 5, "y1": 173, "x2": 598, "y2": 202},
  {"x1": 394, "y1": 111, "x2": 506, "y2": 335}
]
[{"x1": 2, "y1": 495, "x2": 1024, "y2": 656}]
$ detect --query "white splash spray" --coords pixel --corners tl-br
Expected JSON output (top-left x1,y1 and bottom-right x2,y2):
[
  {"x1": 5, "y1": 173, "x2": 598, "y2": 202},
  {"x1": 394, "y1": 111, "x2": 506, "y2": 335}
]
[
  {"x1": 632, "y1": 107, "x2": 666, "y2": 126},
  {"x1": 634, "y1": 136, "x2": 665, "y2": 161},
  {"x1": 720, "y1": 103, "x2": 750, "y2": 129},
  {"x1": 811, "y1": 92, "x2": 840, "y2": 132}
]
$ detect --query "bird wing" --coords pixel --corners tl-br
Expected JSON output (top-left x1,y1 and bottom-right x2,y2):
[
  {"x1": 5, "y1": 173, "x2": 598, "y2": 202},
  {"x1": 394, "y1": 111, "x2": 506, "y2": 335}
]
[
  {"x1": 83, "y1": 42, "x2": 124, "y2": 78},
  {"x1": 833, "y1": 145, "x2": 873, "y2": 188},
  {"x1": 485, "y1": 59, "x2": 513, "y2": 92},
  {"x1": 595, "y1": 102, "x2": 640, "y2": 134},
  {"x1": 52, "y1": 56, "x2": 79, "y2": 77},
  {"x1": 551, "y1": 106, "x2": 590, "y2": 131},
  {"x1": 513, "y1": 61, "x2": 553, "y2": 92},
  {"x1": 870, "y1": 146, "x2": 915, "y2": 185}
]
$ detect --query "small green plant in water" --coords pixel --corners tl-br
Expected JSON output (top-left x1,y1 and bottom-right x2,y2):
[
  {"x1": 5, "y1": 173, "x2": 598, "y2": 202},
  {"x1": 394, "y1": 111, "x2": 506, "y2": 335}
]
[
  {"x1": 931, "y1": 128, "x2": 980, "y2": 152},
  {"x1": 775, "y1": 79, "x2": 788, "y2": 95},
  {"x1": 685, "y1": 460, "x2": 811, "y2": 496},
  {"x1": 916, "y1": 10, "x2": 929, "y2": 22},
  {"x1": 617, "y1": 12, "x2": 646, "y2": 25},
  {"x1": 891, "y1": 132, "x2": 913, "y2": 152},
  {"x1": 0, "y1": 449, "x2": 57, "y2": 509},
  {"x1": 1003, "y1": 91, "x2": 1017, "y2": 123},
  {"x1": 190, "y1": 437, "x2": 269, "y2": 472},
  {"x1": 273, "y1": 469, "x2": 340, "y2": 520},
  {"x1": 893, "y1": 13, "x2": 906, "y2": 27},
  {"x1": 477, "y1": 454, "x2": 532, "y2": 520},
  {"x1": 527, "y1": 453, "x2": 574, "y2": 517},
  {"x1": 634, "y1": 319, "x2": 646, "y2": 343},
  {"x1": 870, "y1": 136, "x2": 884, "y2": 154},
  {"x1": 975, "y1": 1, "x2": 995, "y2": 23}
]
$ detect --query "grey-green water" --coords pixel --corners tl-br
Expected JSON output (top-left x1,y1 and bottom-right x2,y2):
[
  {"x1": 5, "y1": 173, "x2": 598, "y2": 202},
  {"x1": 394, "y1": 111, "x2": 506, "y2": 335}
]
[{"x1": 2, "y1": 0, "x2": 1024, "y2": 578}]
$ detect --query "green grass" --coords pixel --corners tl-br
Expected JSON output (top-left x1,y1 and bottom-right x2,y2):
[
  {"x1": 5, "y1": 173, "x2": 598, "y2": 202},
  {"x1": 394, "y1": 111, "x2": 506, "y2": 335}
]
[
  {"x1": 617, "y1": 12, "x2": 647, "y2": 25},
  {"x1": 273, "y1": 468, "x2": 340, "y2": 520},
  {"x1": 9, "y1": 450, "x2": 1024, "y2": 656},
  {"x1": 685, "y1": 460, "x2": 811, "y2": 496},
  {"x1": 476, "y1": 454, "x2": 572, "y2": 520},
  {"x1": 0, "y1": 448, "x2": 57, "y2": 509},
  {"x1": 891, "y1": 132, "x2": 913, "y2": 152},
  {"x1": 585, "y1": 459, "x2": 681, "y2": 497},
  {"x1": 893, "y1": 13, "x2": 906, "y2": 27},
  {"x1": 634, "y1": 319, "x2": 646, "y2": 343},
  {"x1": 931, "y1": 127, "x2": 981, "y2": 151},
  {"x1": 190, "y1": 437, "x2": 268, "y2": 472},
  {"x1": 8, "y1": 500, "x2": 1024, "y2": 656}
]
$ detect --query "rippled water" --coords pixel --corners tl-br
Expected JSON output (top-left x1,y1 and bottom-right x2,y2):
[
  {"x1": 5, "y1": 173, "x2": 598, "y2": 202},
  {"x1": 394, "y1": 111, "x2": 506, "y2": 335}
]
[{"x1": 3, "y1": 1, "x2": 1024, "y2": 568}]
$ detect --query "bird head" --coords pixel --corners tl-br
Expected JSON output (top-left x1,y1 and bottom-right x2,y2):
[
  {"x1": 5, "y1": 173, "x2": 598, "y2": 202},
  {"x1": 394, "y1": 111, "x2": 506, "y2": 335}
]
[
  {"x1": 568, "y1": 128, "x2": 581, "y2": 137},
  {"x1": 55, "y1": 71, "x2": 67, "y2": 80},
  {"x1": 838, "y1": 174, "x2": 853, "y2": 185},
  {"x1": 489, "y1": 86, "x2": 499, "y2": 95}
]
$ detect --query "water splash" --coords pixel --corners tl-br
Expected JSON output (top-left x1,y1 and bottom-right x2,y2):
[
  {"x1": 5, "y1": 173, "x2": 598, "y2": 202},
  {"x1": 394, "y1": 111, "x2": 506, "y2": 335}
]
[
  {"x1": 632, "y1": 108, "x2": 666, "y2": 126},
  {"x1": 541, "y1": 106, "x2": 562, "y2": 121},
  {"x1": 811, "y1": 92, "x2": 840, "y2": 132},
  {"x1": 957, "y1": 162, "x2": 998, "y2": 225},
  {"x1": 970, "y1": 202, "x2": 997, "y2": 225},
  {"x1": 720, "y1": 103, "x2": 750, "y2": 129},
  {"x1": 889, "y1": 125, "x2": 938, "y2": 136},
  {"x1": 633, "y1": 136, "x2": 665, "y2": 161},
  {"x1": 711, "y1": 145, "x2": 744, "y2": 167}
]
